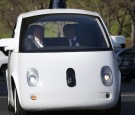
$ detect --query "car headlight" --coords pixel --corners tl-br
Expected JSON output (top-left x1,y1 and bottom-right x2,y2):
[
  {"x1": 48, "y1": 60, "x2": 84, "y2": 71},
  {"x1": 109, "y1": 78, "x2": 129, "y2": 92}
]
[
  {"x1": 27, "y1": 68, "x2": 39, "y2": 87},
  {"x1": 101, "y1": 66, "x2": 113, "y2": 86}
]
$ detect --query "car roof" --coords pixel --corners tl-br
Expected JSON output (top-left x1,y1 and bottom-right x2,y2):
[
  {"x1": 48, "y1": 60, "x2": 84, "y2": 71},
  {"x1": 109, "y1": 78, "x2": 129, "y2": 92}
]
[{"x1": 19, "y1": 8, "x2": 100, "y2": 18}]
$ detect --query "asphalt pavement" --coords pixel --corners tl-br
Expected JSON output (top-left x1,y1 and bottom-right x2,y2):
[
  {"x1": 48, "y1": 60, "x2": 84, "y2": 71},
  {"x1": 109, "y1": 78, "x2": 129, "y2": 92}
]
[{"x1": 0, "y1": 76, "x2": 7, "y2": 96}]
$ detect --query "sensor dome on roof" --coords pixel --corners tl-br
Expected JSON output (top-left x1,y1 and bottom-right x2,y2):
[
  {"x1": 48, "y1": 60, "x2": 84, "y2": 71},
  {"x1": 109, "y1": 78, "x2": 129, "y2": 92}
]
[{"x1": 49, "y1": 0, "x2": 66, "y2": 9}]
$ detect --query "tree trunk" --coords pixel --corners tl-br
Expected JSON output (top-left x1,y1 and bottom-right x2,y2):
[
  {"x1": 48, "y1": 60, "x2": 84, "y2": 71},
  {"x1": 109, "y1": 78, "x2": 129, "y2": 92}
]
[
  {"x1": 130, "y1": 1, "x2": 135, "y2": 47},
  {"x1": 131, "y1": 22, "x2": 135, "y2": 47}
]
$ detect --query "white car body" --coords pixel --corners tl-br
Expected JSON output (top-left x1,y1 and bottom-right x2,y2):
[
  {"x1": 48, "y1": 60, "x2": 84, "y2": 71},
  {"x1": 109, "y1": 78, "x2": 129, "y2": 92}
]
[
  {"x1": 0, "y1": 51, "x2": 8, "y2": 68},
  {"x1": 0, "y1": 9, "x2": 121, "y2": 115}
]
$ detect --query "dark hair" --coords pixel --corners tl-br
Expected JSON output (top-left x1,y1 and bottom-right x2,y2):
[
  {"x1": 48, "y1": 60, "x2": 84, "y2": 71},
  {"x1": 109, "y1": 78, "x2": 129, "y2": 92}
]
[
  {"x1": 63, "y1": 24, "x2": 77, "y2": 32},
  {"x1": 27, "y1": 25, "x2": 44, "y2": 35}
]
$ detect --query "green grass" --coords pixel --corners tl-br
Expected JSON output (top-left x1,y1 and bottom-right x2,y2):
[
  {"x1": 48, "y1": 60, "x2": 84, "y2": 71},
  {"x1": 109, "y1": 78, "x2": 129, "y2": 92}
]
[{"x1": 0, "y1": 22, "x2": 12, "y2": 38}]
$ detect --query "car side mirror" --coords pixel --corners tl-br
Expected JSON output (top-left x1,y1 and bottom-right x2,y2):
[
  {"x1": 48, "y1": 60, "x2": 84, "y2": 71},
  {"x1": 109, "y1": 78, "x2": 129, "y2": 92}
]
[
  {"x1": 0, "y1": 38, "x2": 15, "y2": 51},
  {"x1": 111, "y1": 35, "x2": 126, "y2": 52},
  {"x1": 0, "y1": 51, "x2": 8, "y2": 68}
]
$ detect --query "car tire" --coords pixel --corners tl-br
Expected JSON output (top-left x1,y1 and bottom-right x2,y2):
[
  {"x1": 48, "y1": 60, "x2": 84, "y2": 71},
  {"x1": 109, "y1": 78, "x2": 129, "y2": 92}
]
[
  {"x1": 105, "y1": 95, "x2": 121, "y2": 115},
  {"x1": 8, "y1": 100, "x2": 14, "y2": 111},
  {"x1": 14, "y1": 87, "x2": 28, "y2": 115}
]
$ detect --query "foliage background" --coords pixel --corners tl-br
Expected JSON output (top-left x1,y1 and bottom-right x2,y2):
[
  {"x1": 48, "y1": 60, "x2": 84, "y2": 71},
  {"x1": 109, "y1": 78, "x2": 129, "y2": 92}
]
[{"x1": 0, "y1": 0, "x2": 134, "y2": 47}]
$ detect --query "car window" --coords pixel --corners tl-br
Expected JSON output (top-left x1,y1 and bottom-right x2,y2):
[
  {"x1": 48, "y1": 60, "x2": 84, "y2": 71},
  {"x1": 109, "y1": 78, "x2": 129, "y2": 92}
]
[{"x1": 19, "y1": 14, "x2": 112, "y2": 52}]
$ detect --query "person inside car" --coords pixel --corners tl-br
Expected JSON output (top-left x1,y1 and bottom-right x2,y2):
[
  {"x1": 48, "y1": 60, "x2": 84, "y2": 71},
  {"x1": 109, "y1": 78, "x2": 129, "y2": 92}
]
[
  {"x1": 63, "y1": 24, "x2": 80, "y2": 46},
  {"x1": 25, "y1": 24, "x2": 45, "y2": 50}
]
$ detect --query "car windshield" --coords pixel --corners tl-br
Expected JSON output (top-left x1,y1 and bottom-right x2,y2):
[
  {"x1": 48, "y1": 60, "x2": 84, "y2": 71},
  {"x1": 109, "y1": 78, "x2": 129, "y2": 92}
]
[{"x1": 19, "y1": 14, "x2": 112, "y2": 52}]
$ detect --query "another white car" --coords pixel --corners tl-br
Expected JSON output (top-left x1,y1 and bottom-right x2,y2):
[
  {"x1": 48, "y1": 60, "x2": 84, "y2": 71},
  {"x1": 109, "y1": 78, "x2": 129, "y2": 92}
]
[{"x1": 0, "y1": 8, "x2": 121, "y2": 115}]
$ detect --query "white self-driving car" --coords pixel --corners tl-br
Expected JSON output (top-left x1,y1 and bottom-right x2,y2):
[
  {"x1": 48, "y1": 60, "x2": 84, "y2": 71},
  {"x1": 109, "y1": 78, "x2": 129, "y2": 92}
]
[{"x1": 0, "y1": 8, "x2": 121, "y2": 115}]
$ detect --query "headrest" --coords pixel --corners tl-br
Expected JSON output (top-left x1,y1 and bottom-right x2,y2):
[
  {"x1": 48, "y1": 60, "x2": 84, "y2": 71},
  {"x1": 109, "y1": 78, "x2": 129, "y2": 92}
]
[{"x1": 63, "y1": 24, "x2": 78, "y2": 32}]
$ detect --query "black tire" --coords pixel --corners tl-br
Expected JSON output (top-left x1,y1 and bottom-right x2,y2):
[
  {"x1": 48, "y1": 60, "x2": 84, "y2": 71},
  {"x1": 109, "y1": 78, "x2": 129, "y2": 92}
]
[
  {"x1": 14, "y1": 87, "x2": 28, "y2": 115},
  {"x1": 105, "y1": 95, "x2": 121, "y2": 115},
  {"x1": 8, "y1": 100, "x2": 14, "y2": 111}
]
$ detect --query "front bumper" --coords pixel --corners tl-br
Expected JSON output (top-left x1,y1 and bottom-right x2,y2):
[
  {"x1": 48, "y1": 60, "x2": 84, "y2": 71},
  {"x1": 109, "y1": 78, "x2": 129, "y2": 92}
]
[{"x1": 19, "y1": 90, "x2": 119, "y2": 111}]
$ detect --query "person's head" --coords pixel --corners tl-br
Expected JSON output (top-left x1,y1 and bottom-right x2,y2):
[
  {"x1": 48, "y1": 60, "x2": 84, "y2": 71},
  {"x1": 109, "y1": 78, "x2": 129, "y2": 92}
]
[
  {"x1": 63, "y1": 24, "x2": 76, "y2": 39},
  {"x1": 29, "y1": 24, "x2": 44, "y2": 41}
]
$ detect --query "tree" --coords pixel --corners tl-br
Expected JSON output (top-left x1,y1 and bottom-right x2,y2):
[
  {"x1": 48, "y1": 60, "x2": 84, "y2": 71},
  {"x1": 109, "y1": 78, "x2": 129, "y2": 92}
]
[
  {"x1": 129, "y1": 0, "x2": 135, "y2": 47},
  {"x1": 114, "y1": 0, "x2": 131, "y2": 36},
  {"x1": 0, "y1": 0, "x2": 133, "y2": 44},
  {"x1": 0, "y1": 0, "x2": 50, "y2": 37}
]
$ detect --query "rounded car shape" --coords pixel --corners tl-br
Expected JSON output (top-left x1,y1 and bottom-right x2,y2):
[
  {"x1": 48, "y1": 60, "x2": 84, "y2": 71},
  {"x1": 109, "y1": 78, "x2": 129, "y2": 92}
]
[{"x1": 0, "y1": 8, "x2": 121, "y2": 115}]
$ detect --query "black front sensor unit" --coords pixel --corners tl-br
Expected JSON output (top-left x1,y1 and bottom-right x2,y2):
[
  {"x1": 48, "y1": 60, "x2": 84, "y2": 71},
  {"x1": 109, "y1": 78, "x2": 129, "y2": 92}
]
[{"x1": 66, "y1": 68, "x2": 76, "y2": 87}]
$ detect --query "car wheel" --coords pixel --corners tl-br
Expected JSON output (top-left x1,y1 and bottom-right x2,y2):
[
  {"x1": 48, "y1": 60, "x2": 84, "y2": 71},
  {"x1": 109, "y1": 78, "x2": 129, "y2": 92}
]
[
  {"x1": 105, "y1": 95, "x2": 121, "y2": 115},
  {"x1": 7, "y1": 85, "x2": 14, "y2": 111},
  {"x1": 8, "y1": 99, "x2": 14, "y2": 111},
  {"x1": 14, "y1": 87, "x2": 28, "y2": 115}
]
